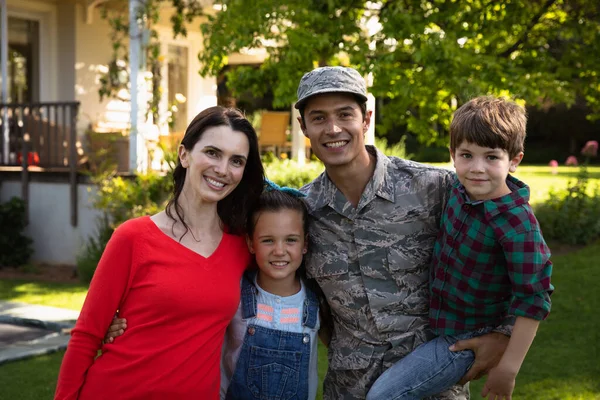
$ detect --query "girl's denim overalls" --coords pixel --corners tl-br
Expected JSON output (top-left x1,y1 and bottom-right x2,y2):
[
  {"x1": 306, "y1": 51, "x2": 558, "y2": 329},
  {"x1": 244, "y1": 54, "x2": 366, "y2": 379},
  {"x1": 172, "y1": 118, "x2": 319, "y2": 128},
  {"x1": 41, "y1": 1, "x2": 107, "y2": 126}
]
[{"x1": 225, "y1": 271, "x2": 319, "y2": 400}]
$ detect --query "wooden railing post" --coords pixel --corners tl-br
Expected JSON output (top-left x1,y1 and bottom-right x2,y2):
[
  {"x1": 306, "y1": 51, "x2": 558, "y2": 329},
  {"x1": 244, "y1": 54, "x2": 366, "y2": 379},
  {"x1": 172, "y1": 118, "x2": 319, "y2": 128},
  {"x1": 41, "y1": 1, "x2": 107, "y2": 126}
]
[
  {"x1": 69, "y1": 103, "x2": 79, "y2": 226},
  {"x1": 20, "y1": 108, "x2": 29, "y2": 225}
]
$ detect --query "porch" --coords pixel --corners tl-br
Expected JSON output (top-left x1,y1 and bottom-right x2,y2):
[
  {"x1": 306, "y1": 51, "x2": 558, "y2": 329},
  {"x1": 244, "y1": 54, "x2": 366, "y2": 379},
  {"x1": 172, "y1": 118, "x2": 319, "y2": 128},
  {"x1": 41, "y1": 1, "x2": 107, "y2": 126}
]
[{"x1": 0, "y1": 101, "x2": 82, "y2": 226}]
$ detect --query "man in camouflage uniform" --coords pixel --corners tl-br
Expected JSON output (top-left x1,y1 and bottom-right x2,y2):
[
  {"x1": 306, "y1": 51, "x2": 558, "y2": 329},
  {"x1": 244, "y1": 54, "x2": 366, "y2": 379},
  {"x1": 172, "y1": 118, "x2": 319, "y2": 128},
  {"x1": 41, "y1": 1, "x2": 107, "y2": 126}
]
[{"x1": 296, "y1": 66, "x2": 511, "y2": 399}]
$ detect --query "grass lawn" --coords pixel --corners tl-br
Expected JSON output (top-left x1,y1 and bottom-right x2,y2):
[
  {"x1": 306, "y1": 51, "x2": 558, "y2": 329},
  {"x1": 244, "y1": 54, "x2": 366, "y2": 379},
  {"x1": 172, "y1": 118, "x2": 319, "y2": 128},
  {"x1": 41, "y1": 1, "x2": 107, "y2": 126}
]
[
  {"x1": 427, "y1": 164, "x2": 600, "y2": 205},
  {"x1": 469, "y1": 241, "x2": 600, "y2": 400},
  {"x1": 1, "y1": 242, "x2": 599, "y2": 399},
  {"x1": 1, "y1": 165, "x2": 598, "y2": 399}
]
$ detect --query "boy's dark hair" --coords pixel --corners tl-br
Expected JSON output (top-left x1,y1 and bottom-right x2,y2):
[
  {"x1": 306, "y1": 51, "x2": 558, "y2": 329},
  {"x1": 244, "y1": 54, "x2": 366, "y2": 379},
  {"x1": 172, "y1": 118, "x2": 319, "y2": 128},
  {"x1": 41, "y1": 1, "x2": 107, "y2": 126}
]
[
  {"x1": 450, "y1": 96, "x2": 527, "y2": 159},
  {"x1": 298, "y1": 94, "x2": 367, "y2": 127}
]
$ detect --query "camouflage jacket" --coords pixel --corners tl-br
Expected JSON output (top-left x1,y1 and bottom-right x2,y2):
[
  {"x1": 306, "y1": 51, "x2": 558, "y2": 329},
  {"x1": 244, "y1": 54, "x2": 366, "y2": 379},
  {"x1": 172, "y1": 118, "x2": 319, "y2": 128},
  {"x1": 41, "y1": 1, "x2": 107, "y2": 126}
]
[{"x1": 302, "y1": 146, "x2": 455, "y2": 370}]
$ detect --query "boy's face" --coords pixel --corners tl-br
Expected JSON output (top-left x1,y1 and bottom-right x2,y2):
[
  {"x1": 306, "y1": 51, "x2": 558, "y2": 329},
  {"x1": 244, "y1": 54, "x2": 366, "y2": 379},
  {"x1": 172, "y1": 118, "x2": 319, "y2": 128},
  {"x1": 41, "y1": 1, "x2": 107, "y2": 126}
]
[
  {"x1": 451, "y1": 141, "x2": 523, "y2": 201},
  {"x1": 298, "y1": 93, "x2": 371, "y2": 169}
]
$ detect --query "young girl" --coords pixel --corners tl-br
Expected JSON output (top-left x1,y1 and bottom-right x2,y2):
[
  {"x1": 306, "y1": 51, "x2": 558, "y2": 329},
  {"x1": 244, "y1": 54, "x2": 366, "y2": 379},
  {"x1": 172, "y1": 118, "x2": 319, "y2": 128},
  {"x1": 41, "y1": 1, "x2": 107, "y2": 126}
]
[{"x1": 220, "y1": 182, "x2": 329, "y2": 400}]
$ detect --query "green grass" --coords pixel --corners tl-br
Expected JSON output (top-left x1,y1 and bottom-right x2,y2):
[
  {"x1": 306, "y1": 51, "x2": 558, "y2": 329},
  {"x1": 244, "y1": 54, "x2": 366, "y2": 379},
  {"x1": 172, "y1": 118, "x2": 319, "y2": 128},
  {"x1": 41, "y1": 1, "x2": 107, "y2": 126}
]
[
  {"x1": 0, "y1": 279, "x2": 87, "y2": 310},
  {"x1": 0, "y1": 351, "x2": 64, "y2": 400},
  {"x1": 1, "y1": 226, "x2": 599, "y2": 399},
  {"x1": 469, "y1": 241, "x2": 600, "y2": 400},
  {"x1": 426, "y1": 164, "x2": 600, "y2": 205},
  {"x1": 315, "y1": 242, "x2": 600, "y2": 399}
]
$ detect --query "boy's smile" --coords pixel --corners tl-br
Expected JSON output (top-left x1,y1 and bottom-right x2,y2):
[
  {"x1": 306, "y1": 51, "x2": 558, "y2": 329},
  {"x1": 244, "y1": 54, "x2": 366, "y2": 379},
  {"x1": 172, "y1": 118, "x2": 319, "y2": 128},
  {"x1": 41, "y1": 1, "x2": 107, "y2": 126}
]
[{"x1": 452, "y1": 142, "x2": 523, "y2": 201}]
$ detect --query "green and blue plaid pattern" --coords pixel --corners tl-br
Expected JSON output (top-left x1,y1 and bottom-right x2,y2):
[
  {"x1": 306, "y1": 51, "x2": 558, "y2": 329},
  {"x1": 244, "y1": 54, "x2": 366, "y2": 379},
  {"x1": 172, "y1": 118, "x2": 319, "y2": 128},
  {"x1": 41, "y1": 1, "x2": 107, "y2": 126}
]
[{"x1": 430, "y1": 175, "x2": 553, "y2": 335}]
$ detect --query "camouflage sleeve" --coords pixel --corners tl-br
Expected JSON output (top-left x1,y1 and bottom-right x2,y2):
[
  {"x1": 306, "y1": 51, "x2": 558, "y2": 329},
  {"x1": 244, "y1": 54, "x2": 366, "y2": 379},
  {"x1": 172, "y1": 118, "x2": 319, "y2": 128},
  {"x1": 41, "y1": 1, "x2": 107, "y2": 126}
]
[
  {"x1": 436, "y1": 169, "x2": 455, "y2": 227},
  {"x1": 492, "y1": 315, "x2": 515, "y2": 337}
]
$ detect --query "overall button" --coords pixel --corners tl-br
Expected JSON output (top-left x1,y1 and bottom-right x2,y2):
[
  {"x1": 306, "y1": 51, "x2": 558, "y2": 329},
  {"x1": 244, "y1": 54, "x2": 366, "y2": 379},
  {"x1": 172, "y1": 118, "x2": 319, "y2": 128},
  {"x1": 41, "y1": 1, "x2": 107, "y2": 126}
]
[
  {"x1": 248, "y1": 327, "x2": 255, "y2": 335},
  {"x1": 303, "y1": 335, "x2": 310, "y2": 344}
]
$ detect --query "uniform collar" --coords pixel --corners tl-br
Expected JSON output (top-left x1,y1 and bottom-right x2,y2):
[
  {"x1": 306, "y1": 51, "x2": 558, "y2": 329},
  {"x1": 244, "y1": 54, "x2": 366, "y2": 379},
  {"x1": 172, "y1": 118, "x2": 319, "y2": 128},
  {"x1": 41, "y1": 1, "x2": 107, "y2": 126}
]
[{"x1": 303, "y1": 145, "x2": 395, "y2": 212}]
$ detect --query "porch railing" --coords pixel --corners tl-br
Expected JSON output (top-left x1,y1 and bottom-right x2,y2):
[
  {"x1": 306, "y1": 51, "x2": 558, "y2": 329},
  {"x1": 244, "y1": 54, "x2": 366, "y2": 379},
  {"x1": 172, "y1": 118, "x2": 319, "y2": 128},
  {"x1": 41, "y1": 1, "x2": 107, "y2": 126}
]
[
  {"x1": 0, "y1": 102, "x2": 80, "y2": 168},
  {"x1": 0, "y1": 102, "x2": 81, "y2": 226}
]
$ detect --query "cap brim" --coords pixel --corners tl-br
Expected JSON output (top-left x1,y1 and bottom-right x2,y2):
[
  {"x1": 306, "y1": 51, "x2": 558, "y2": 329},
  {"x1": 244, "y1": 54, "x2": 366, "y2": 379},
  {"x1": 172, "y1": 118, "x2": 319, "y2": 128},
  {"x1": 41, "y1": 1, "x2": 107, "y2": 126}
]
[{"x1": 294, "y1": 89, "x2": 368, "y2": 109}]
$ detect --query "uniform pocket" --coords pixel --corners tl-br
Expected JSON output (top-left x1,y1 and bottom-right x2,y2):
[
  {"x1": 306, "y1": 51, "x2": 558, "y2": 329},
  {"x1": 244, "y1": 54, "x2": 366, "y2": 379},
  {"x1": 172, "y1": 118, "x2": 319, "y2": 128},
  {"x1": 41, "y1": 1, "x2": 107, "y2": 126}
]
[
  {"x1": 247, "y1": 346, "x2": 302, "y2": 400},
  {"x1": 384, "y1": 214, "x2": 436, "y2": 317},
  {"x1": 385, "y1": 246, "x2": 431, "y2": 316},
  {"x1": 305, "y1": 240, "x2": 349, "y2": 278}
]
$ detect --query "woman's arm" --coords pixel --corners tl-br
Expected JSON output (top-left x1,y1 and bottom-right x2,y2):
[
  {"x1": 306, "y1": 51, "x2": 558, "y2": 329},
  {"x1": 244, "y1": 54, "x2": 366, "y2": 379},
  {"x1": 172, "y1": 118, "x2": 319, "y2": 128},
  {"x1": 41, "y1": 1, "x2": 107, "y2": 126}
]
[{"x1": 54, "y1": 221, "x2": 136, "y2": 400}]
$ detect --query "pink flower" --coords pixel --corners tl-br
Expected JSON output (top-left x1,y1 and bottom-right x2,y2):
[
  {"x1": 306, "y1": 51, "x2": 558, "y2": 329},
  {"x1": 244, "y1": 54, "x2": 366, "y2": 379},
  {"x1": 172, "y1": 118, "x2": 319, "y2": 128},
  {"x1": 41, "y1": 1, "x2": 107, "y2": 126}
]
[
  {"x1": 581, "y1": 140, "x2": 598, "y2": 157},
  {"x1": 565, "y1": 156, "x2": 579, "y2": 166},
  {"x1": 548, "y1": 159, "x2": 558, "y2": 174}
]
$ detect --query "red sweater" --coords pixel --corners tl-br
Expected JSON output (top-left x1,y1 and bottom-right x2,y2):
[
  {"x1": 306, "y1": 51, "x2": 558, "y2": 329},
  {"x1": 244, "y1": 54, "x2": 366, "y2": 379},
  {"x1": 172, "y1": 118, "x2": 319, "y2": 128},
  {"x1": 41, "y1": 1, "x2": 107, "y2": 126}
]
[{"x1": 55, "y1": 216, "x2": 250, "y2": 400}]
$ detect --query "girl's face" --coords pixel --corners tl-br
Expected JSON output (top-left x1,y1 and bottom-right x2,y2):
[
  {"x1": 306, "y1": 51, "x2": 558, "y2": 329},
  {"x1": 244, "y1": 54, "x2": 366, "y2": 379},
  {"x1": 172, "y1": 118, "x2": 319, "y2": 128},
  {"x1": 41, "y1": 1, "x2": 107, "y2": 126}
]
[
  {"x1": 179, "y1": 125, "x2": 249, "y2": 205},
  {"x1": 248, "y1": 209, "x2": 307, "y2": 290}
]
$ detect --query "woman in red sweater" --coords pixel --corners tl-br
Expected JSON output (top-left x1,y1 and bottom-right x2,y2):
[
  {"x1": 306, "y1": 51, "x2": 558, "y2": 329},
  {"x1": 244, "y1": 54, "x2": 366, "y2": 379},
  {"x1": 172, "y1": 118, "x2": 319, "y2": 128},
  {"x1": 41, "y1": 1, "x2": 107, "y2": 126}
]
[{"x1": 55, "y1": 106, "x2": 265, "y2": 400}]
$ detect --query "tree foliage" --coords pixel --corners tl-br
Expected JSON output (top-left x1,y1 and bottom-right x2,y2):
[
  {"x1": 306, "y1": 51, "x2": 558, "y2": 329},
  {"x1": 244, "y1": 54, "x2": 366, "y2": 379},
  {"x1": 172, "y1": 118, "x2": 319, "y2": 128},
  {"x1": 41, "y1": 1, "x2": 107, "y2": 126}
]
[{"x1": 198, "y1": 0, "x2": 600, "y2": 144}]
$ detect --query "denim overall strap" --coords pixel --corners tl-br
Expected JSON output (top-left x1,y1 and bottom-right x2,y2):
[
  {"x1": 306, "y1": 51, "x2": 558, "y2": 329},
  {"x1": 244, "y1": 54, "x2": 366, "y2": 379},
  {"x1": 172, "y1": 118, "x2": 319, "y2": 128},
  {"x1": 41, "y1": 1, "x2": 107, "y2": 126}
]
[
  {"x1": 302, "y1": 284, "x2": 319, "y2": 329},
  {"x1": 240, "y1": 270, "x2": 258, "y2": 319}
]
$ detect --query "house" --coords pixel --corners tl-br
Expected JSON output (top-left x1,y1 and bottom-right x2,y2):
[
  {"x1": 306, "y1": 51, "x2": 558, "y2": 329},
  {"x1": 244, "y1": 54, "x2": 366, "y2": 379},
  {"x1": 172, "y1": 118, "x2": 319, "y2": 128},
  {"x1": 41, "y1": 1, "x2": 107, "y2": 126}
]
[{"x1": 0, "y1": 0, "x2": 269, "y2": 265}]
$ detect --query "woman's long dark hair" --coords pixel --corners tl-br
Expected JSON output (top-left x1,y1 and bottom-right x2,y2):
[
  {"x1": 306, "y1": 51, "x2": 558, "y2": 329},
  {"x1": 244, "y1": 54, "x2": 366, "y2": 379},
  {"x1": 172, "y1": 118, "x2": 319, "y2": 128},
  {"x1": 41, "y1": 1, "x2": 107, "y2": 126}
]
[{"x1": 166, "y1": 106, "x2": 264, "y2": 237}]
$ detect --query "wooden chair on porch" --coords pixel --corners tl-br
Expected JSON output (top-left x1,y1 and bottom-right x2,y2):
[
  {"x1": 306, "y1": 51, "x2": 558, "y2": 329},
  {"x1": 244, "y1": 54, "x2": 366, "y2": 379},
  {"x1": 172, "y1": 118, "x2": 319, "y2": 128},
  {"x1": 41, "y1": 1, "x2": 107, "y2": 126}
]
[{"x1": 259, "y1": 111, "x2": 291, "y2": 158}]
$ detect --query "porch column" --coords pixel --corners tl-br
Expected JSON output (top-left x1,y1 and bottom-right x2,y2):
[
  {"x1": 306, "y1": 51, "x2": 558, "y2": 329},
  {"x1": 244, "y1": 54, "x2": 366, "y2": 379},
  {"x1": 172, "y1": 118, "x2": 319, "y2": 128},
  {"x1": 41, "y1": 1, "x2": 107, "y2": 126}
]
[
  {"x1": 128, "y1": 0, "x2": 148, "y2": 173},
  {"x1": 290, "y1": 107, "x2": 305, "y2": 166},
  {"x1": 1, "y1": 0, "x2": 8, "y2": 164},
  {"x1": 365, "y1": 93, "x2": 376, "y2": 145}
]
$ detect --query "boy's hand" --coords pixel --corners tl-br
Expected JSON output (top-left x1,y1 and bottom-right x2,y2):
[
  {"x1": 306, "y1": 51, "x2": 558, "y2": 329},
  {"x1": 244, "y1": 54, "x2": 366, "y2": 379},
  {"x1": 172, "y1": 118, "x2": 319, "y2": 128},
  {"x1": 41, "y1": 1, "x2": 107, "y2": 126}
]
[
  {"x1": 103, "y1": 317, "x2": 127, "y2": 344},
  {"x1": 481, "y1": 365, "x2": 517, "y2": 400},
  {"x1": 450, "y1": 332, "x2": 509, "y2": 384}
]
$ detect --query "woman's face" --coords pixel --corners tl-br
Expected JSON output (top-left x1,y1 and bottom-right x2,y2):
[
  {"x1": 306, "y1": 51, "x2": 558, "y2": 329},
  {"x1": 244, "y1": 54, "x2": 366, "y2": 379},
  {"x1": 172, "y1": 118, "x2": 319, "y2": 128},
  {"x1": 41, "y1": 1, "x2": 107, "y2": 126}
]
[{"x1": 179, "y1": 125, "x2": 250, "y2": 205}]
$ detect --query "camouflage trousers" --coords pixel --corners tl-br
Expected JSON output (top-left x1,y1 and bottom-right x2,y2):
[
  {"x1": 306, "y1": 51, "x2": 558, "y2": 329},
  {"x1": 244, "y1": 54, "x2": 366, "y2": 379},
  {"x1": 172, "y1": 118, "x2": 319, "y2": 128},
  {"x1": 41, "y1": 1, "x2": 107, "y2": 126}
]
[{"x1": 322, "y1": 350, "x2": 469, "y2": 400}]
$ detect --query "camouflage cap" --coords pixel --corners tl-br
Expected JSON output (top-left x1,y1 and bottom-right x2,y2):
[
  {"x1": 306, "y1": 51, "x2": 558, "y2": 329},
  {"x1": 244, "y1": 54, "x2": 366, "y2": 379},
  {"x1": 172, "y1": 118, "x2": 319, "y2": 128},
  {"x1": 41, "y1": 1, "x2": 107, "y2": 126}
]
[{"x1": 295, "y1": 66, "x2": 368, "y2": 109}]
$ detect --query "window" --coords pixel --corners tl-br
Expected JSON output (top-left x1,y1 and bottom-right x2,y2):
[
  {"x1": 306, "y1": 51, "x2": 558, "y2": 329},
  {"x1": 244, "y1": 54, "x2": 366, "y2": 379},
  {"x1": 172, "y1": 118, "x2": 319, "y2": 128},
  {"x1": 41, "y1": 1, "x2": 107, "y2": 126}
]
[
  {"x1": 0, "y1": 17, "x2": 40, "y2": 103},
  {"x1": 167, "y1": 44, "x2": 188, "y2": 133}
]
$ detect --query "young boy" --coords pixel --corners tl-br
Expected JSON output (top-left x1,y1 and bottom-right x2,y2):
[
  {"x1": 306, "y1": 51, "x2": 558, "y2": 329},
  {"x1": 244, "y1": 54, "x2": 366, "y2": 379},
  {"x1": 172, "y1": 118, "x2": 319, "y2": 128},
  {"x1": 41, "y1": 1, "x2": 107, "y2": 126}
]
[{"x1": 367, "y1": 96, "x2": 554, "y2": 400}]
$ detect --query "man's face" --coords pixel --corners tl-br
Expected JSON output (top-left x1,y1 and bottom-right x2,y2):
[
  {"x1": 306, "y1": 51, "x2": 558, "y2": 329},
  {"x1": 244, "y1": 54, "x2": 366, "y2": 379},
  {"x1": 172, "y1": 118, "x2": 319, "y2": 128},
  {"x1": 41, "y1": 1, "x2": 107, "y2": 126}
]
[{"x1": 299, "y1": 93, "x2": 371, "y2": 168}]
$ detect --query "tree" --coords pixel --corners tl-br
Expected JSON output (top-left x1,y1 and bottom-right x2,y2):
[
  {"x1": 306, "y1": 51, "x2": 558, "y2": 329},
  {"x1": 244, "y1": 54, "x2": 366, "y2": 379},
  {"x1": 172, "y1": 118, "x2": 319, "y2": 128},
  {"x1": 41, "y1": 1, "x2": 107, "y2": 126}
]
[{"x1": 199, "y1": 0, "x2": 600, "y2": 145}]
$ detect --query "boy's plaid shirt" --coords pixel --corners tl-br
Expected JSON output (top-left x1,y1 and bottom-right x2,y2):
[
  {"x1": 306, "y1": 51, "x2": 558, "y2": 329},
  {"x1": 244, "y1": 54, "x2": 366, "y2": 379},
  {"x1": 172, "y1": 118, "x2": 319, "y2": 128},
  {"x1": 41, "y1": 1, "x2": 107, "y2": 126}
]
[{"x1": 429, "y1": 175, "x2": 554, "y2": 335}]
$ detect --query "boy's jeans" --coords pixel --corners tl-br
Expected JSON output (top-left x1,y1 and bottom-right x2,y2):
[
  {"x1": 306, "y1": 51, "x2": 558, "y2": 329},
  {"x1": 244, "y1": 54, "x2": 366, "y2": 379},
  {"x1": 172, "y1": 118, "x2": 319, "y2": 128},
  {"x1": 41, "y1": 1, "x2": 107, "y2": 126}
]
[{"x1": 366, "y1": 327, "x2": 492, "y2": 400}]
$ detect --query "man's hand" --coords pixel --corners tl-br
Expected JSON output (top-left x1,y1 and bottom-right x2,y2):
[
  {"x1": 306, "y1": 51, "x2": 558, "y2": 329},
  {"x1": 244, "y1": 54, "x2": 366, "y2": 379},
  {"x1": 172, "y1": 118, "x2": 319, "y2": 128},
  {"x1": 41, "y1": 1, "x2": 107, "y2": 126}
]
[
  {"x1": 449, "y1": 332, "x2": 509, "y2": 385},
  {"x1": 481, "y1": 365, "x2": 516, "y2": 400},
  {"x1": 103, "y1": 317, "x2": 127, "y2": 344}
]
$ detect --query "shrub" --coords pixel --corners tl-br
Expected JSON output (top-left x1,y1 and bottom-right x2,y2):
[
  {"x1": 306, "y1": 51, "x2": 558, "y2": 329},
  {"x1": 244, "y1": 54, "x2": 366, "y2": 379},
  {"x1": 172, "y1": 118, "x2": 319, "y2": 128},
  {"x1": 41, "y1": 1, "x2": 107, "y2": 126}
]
[
  {"x1": 77, "y1": 215, "x2": 114, "y2": 284},
  {"x1": 92, "y1": 171, "x2": 172, "y2": 228},
  {"x1": 535, "y1": 185, "x2": 600, "y2": 245},
  {"x1": 535, "y1": 143, "x2": 600, "y2": 245},
  {"x1": 264, "y1": 157, "x2": 324, "y2": 189},
  {"x1": 76, "y1": 170, "x2": 173, "y2": 283},
  {"x1": 375, "y1": 136, "x2": 413, "y2": 160},
  {"x1": 0, "y1": 197, "x2": 34, "y2": 267}
]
